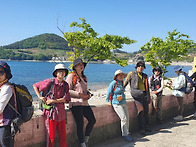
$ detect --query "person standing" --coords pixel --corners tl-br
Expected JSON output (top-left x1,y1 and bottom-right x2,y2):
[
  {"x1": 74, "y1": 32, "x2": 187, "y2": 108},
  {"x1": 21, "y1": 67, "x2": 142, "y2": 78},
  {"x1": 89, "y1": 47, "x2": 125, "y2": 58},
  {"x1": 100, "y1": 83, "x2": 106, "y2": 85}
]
[
  {"x1": 171, "y1": 65, "x2": 186, "y2": 121},
  {"x1": 33, "y1": 63, "x2": 70, "y2": 147},
  {"x1": 106, "y1": 70, "x2": 134, "y2": 142},
  {"x1": 124, "y1": 60, "x2": 151, "y2": 135},
  {"x1": 66, "y1": 58, "x2": 96, "y2": 147},
  {"x1": 190, "y1": 68, "x2": 196, "y2": 117},
  {"x1": 149, "y1": 66, "x2": 164, "y2": 123},
  {"x1": 0, "y1": 61, "x2": 15, "y2": 147}
]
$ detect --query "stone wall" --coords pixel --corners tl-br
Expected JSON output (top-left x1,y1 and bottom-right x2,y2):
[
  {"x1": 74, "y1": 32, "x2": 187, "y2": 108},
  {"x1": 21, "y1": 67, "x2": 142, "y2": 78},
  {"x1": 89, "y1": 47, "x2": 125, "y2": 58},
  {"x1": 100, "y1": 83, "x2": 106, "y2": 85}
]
[{"x1": 14, "y1": 92, "x2": 194, "y2": 147}]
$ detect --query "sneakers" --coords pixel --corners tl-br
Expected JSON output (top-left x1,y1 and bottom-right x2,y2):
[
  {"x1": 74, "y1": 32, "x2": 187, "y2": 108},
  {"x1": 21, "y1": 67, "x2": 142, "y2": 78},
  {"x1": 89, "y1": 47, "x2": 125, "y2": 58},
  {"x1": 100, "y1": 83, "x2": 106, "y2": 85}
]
[
  {"x1": 122, "y1": 135, "x2": 134, "y2": 142},
  {"x1": 173, "y1": 115, "x2": 183, "y2": 121}
]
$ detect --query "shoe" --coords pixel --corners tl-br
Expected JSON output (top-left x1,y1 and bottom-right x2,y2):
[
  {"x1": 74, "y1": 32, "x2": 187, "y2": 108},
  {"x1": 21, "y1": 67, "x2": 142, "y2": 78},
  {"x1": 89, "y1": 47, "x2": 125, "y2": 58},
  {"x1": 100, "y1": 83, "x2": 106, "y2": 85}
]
[
  {"x1": 173, "y1": 115, "x2": 183, "y2": 121},
  {"x1": 122, "y1": 135, "x2": 134, "y2": 142},
  {"x1": 194, "y1": 112, "x2": 196, "y2": 117}
]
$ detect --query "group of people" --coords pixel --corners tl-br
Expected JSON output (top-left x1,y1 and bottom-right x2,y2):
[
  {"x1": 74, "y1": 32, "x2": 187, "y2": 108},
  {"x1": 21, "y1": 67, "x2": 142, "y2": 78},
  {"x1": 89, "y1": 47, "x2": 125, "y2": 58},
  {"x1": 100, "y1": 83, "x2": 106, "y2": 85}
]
[
  {"x1": 106, "y1": 60, "x2": 196, "y2": 142},
  {"x1": 0, "y1": 59, "x2": 195, "y2": 147}
]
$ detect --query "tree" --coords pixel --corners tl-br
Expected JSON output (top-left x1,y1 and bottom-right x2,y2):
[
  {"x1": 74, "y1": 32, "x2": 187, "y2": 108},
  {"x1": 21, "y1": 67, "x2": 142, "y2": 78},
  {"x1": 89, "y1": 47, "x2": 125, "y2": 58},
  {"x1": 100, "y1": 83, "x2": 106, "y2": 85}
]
[
  {"x1": 141, "y1": 29, "x2": 195, "y2": 76},
  {"x1": 63, "y1": 18, "x2": 136, "y2": 67}
]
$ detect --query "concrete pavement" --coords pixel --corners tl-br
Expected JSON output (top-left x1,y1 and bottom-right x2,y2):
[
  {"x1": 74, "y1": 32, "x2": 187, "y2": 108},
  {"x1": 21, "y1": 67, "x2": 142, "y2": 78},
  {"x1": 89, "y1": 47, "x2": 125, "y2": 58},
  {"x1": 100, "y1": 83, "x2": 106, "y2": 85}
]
[{"x1": 92, "y1": 114, "x2": 196, "y2": 147}]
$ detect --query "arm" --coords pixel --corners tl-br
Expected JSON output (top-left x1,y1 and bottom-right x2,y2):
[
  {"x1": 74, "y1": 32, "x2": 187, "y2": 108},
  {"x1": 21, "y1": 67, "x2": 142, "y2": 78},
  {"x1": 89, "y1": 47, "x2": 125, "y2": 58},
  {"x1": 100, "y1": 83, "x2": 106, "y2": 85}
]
[
  {"x1": 0, "y1": 85, "x2": 13, "y2": 114},
  {"x1": 124, "y1": 71, "x2": 132, "y2": 87},
  {"x1": 106, "y1": 81, "x2": 115, "y2": 103},
  {"x1": 190, "y1": 72, "x2": 196, "y2": 79}
]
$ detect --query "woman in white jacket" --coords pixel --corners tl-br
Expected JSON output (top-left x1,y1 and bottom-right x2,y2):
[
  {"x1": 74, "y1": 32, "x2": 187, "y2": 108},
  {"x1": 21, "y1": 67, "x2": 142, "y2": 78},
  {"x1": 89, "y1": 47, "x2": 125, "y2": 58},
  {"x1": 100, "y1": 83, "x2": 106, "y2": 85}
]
[{"x1": 171, "y1": 65, "x2": 186, "y2": 121}]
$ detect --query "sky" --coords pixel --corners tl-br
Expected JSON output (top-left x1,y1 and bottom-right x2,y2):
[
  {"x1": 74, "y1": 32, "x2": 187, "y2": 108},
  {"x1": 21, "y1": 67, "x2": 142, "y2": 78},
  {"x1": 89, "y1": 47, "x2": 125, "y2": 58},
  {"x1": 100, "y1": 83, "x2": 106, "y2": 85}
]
[{"x1": 0, "y1": 0, "x2": 196, "y2": 53}]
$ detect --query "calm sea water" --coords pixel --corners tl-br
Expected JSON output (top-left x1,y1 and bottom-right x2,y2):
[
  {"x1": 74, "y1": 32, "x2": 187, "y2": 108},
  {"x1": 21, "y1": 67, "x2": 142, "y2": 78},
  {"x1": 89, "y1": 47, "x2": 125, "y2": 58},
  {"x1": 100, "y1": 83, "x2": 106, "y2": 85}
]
[{"x1": 6, "y1": 61, "x2": 192, "y2": 100}]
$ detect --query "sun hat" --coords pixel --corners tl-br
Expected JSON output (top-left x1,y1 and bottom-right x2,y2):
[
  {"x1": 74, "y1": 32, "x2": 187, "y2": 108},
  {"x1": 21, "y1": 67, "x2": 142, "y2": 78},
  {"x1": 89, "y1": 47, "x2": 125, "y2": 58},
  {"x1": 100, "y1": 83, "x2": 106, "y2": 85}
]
[
  {"x1": 135, "y1": 60, "x2": 146, "y2": 69},
  {"x1": 52, "y1": 63, "x2": 68, "y2": 77},
  {"x1": 174, "y1": 65, "x2": 183, "y2": 72},
  {"x1": 0, "y1": 61, "x2": 12, "y2": 80},
  {"x1": 114, "y1": 70, "x2": 127, "y2": 79},
  {"x1": 152, "y1": 66, "x2": 162, "y2": 74},
  {"x1": 73, "y1": 58, "x2": 87, "y2": 69}
]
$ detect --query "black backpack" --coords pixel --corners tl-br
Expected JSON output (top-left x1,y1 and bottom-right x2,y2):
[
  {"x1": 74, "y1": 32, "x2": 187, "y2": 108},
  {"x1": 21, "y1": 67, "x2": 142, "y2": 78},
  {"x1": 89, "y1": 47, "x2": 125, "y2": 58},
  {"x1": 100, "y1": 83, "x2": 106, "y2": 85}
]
[{"x1": 8, "y1": 83, "x2": 34, "y2": 136}]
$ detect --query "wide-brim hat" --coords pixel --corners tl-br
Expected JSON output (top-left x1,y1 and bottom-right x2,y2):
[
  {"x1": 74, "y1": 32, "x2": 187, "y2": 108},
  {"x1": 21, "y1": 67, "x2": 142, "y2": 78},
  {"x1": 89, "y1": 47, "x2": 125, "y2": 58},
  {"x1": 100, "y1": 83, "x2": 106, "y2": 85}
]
[
  {"x1": 135, "y1": 60, "x2": 146, "y2": 69},
  {"x1": 52, "y1": 63, "x2": 68, "y2": 77},
  {"x1": 0, "y1": 61, "x2": 12, "y2": 80},
  {"x1": 73, "y1": 58, "x2": 87, "y2": 69},
  {"x1": 174, "y1": 65, "x2": 183, "y2": 72},
  {"x1": 114, "y1": 70, "x2": 127, "y2": 79}
]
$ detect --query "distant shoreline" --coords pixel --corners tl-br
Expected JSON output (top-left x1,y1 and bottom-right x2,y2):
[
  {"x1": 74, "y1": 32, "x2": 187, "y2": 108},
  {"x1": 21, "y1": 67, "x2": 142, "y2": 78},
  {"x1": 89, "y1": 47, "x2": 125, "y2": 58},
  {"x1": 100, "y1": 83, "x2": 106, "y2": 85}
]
[{"x1": 1, "y1": 59, "x2": 194, "y2": 66}]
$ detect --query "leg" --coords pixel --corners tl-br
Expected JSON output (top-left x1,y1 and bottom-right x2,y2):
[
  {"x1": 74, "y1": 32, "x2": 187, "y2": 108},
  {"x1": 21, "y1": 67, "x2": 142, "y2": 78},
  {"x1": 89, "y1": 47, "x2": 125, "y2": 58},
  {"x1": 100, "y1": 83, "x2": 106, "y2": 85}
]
[
  {"x1": 57, "y1": 120, "x2": 67, "y2": 147},
  {"x1": 157, "y1": 94, "x2": 163, "y2": 122},
  {"x1": 0, "y1": 125, "x2": 14, "y2": 147},
  {"x1": 193, "y1": 90, "x2": 196, "y2": 111},
  {"x1": 70, "y1": 106, "x2": 85, "y2": 143},
  {"x1": 83, "y1": 106, "x2": 96, "y2": 137},
  {"x1": 47, "y1": 119, "x2": 57, "y2": 147},
  {"x1": 143, "y1": 97, "x2": 149, "y2": 128},
  {"x1": 112, "y1": 104, "x2": 129, "y2": 136},
  {"x1": 177, "y1": 97, "x2": 184, "y2": 116}
]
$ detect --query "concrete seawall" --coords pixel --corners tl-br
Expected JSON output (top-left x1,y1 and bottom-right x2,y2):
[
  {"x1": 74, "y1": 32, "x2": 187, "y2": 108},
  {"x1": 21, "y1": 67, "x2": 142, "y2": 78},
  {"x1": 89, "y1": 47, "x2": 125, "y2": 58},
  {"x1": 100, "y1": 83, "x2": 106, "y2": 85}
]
[{"x1": 14, "y1": 92, "x2": 195, "y2": 147}]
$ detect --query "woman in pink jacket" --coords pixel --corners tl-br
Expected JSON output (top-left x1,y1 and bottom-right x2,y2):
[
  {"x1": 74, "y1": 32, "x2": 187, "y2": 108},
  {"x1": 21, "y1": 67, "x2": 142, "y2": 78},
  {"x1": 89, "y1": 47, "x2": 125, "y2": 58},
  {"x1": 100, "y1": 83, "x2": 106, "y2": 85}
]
[{"x1": 66, "y1": 58, "x2": 96, "y2": 147}]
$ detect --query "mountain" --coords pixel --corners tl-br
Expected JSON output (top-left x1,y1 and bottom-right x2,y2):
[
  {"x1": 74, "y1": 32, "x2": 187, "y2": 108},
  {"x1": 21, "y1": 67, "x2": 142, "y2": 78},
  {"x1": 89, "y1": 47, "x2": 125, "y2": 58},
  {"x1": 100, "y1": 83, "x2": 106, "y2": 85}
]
[{"x1": 2, "y1": 33, "x2": 70, "y2": 50}]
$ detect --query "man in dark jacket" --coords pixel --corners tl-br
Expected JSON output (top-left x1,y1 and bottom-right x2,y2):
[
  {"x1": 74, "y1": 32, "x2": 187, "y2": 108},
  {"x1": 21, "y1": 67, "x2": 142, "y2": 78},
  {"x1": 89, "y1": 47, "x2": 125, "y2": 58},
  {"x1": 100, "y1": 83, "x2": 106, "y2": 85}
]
[{"x1": 124, "y1": 60, "x2": 151, "y2": 135}]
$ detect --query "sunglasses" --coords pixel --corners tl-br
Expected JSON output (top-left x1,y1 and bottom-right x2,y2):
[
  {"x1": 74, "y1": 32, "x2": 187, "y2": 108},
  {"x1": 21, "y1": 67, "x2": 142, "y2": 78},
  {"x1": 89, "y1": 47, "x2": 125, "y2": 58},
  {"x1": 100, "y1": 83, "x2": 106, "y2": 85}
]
[
  {"x1": 0, "y1": 70, "x2": 5, "y2": 76},
  {"x1": 137, "y1": 65, "x2": 145, "y2": 67}
]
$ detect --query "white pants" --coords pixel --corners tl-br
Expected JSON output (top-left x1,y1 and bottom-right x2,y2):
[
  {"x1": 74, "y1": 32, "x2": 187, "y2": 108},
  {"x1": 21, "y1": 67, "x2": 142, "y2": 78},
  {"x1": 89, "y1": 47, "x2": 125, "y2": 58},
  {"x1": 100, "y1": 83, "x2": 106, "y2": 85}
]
[{"x1": 113, "y1": 104, "x2": 130, "y2": 136}]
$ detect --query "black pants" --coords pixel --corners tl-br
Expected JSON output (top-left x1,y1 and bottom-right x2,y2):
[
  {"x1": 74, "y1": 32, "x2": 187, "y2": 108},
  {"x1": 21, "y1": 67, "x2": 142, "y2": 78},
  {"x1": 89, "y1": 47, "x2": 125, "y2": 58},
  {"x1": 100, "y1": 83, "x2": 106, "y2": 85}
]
[
  {"x1": 134, "y1": 93, "x2": 149, "y2": 130},
  {"x1": 70, "y1": 106, "x2": 96, "y2": 143},
  {"x1": 0, "y1": 125, "x2": 14, "y2": 147}
]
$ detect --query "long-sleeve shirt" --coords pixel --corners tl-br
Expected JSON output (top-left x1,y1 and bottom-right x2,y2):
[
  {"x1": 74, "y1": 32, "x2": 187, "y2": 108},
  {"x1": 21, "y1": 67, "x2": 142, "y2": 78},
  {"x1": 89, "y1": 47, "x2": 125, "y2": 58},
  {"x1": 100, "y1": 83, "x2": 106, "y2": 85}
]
[
  {"x1": 66, "y1": 73, "x2": 89, "y2": 108},
  {"x1": 33, "y1": 78, "x2": 70, "y2": 121},
  {"x1": 106, "y1": 80, "x2": 126, "y2": 105},
  {"x1": 172, "y1": 73, "x2": 186, "y2": 97}
]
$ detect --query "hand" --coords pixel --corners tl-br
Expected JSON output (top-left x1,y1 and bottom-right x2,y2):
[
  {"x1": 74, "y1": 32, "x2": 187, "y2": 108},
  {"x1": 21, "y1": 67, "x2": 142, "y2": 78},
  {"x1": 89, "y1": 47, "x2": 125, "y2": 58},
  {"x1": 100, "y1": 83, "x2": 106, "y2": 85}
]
[
  {"x1": 107, "y1": 102, "x2": 112, "y2": 106},
  {"x1": 79, "y1": 93, "x2": 90, "y2": 100},
  {"x1": 46, "y1": 99, "x2": 54, "y2": 105},
  {"x1": 39, "y1": 97, "x2": 46, "y2": 103}
]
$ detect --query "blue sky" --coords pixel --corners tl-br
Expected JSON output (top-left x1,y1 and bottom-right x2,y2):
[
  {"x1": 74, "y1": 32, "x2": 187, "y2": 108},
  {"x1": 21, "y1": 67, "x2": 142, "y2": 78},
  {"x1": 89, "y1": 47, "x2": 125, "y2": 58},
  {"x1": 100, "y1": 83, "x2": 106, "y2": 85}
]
[{"x1": 0, "y1": 0, "x2": 195, "y2": 52}]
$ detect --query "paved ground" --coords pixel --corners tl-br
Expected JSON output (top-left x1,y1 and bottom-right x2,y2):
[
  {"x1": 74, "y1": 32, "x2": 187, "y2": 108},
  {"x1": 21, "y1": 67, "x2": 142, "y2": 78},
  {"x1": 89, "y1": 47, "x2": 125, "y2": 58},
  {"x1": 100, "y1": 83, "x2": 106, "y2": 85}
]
[{"x1": 92, "y1": 114, "x2": 196, "y2": 147}]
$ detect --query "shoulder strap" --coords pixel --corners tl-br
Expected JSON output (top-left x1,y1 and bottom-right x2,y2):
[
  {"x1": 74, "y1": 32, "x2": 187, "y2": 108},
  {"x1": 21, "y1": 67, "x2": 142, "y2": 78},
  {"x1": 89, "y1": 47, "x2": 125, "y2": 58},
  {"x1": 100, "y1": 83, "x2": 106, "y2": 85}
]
[
  {"x1": 72, "y1": 72, "x2": 77, "y2": 87},
  {"x1": 44, "y1": 78, "x2": 54, "y2": 97}
]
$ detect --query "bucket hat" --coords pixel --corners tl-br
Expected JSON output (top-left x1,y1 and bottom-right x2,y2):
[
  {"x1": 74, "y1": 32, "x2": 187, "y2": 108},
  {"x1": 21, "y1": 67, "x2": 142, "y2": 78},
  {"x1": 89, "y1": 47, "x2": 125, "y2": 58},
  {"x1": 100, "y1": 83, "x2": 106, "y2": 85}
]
[
  {"x1": 114, "y1": 70, "x2": 127, "y2": 79},
  {"x1": 0, "y1": 61, "x2": 12, "y2": 80},
  {"x1": 174, "y1": 65, "x2": 183, "y2": 72},
  {"x1": 73, "y1": 58, "x2": 87, "y2": 69},
  {"x1": 152, "y1": 66, "x2": 162, "y2": 74},
  {"x1": 52, "y1": 63, "x2": 68, "y2": 77},
  {"x1": 135, "y1": 60, "x2": 146, "y2": 69}
]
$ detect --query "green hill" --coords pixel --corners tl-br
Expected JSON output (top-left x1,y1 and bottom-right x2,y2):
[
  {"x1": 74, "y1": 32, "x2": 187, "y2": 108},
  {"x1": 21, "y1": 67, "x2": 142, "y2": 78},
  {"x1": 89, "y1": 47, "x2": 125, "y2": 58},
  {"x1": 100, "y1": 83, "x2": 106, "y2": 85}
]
[
  {"x1": 0, "y1": 33, "x2": 71, "y2": 60},
  {"x1": 3, "y1": 33, "x2": 69, "y2": 50}
]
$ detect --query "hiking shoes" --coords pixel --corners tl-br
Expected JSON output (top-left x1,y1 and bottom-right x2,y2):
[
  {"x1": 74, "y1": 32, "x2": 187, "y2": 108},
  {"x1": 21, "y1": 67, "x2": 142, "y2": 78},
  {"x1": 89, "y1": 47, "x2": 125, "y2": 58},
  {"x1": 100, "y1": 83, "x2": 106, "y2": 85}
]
[
  {"x1": 173, "y1": 115, "x2": 183, "y2": 121},
  {"x1": 122, "y1": 135, "x2": 134, "y2": 142}
]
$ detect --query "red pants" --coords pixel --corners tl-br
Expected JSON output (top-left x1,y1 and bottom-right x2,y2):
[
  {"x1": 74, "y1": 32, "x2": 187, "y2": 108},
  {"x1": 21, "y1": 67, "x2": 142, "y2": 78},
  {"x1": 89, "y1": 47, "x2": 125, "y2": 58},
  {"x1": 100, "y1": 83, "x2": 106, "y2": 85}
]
[{"x1": 45, "y1": 118, "x2": 67, "y2": 147}]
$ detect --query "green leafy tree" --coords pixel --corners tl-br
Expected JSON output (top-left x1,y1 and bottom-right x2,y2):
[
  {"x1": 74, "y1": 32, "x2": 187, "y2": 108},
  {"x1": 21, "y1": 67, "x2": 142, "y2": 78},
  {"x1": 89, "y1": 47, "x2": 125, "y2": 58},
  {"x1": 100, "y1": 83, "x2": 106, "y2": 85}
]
[
  {"x1": 63, "y1": 18, "x2": 136, "y2": 67},
  {"x1": 141, "y1": 29, "x2": 195, "y2": 76}
]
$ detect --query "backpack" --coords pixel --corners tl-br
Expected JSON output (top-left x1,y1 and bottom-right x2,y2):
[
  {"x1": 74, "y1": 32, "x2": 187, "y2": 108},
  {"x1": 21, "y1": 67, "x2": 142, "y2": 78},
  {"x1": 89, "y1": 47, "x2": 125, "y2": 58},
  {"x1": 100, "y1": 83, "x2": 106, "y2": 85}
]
[
  {"x1": 9, "y1": 83, "x2": 34, "y2": 136},
  {"x1": 183, "y1": 72, "x2": 194, "y2": 94}
]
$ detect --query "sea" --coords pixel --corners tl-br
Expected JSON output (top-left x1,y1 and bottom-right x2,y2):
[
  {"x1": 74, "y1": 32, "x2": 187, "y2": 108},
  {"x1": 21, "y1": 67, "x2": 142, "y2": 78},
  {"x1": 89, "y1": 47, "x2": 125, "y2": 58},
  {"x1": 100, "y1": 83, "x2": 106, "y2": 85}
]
[{"x1": 5, "y1": 61, "x2": 192, "y2": 101}]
